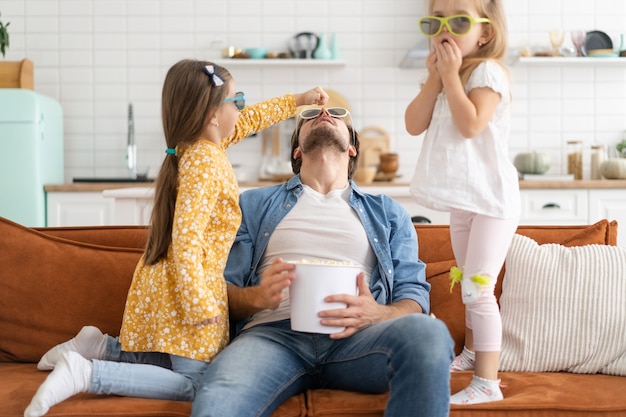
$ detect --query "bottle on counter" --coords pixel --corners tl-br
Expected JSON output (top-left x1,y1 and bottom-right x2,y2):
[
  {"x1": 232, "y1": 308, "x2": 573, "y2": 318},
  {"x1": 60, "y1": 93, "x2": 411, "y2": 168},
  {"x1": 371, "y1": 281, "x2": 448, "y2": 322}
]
[
  {"x1": 590, "y1": 144, "x2": 606, "y2": 180},
  {"x1": 567, "y1": 140, "x2": 583, "y2": 180}
]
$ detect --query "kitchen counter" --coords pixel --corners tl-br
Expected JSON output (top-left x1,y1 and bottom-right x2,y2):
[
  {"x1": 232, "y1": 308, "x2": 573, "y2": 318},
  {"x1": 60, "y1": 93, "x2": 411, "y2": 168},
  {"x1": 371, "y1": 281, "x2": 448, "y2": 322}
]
[
  {"x1": 44, "y1": 180, "x2": 626, "y2": 246},
  {"x1": 44, "y1": 179, "x2": 626, "y2": 192},
  {"x1": 519, "y1": 179, "x2": 626, "y2": 189}
]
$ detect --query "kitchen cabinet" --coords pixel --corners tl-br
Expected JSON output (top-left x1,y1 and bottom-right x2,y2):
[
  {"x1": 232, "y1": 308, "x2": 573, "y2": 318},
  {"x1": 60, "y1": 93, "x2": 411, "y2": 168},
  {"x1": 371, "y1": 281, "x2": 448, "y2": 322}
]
[
  {"x1": 519, "y1": 189, "x2": 588, "y2": 225},
  {"x1": 519, "y1": 186, "x2": 626, "y2": 247},
  {"x1": 101, "y1": 187, "x2": 154, "y2": 226},
  {"x1": 361, "y1": 185, "x2": 450, "y2": 224},
  {"x1": 99, "y1": 185, "x2": 450, "y2": 225},
  {"x1": 44, "y1": 181, "x2": 626, "y2": 247},
  {"x1": 589, "y1": 190, "x2": 626, "y2": 247},
  {"x1": 47, "y1": 191, "x2": 113, "y2": 226}
]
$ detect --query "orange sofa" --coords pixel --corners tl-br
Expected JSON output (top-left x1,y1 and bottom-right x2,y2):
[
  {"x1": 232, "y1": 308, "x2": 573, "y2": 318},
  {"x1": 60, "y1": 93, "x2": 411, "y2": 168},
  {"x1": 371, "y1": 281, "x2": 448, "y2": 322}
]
[{"x1": 1, "y1": 215, "x2": 626, "y2": 417}]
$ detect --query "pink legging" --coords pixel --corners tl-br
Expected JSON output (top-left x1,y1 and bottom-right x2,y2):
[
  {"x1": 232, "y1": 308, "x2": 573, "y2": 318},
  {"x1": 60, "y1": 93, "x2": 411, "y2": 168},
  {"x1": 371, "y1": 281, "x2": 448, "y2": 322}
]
[{"x1": 449, "y1": 209, "x2": 518, "y2": 352}]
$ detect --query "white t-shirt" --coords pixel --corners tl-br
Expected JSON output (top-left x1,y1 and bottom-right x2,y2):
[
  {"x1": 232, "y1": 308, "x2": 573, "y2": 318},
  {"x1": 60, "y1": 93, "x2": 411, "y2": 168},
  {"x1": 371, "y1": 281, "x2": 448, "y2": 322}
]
[
  {"x1": 409, "y1": 60, "x2": 520, "y2": 219},
  {"x1": 243, "y1": 184, "x2": 376, "y2": 329}
]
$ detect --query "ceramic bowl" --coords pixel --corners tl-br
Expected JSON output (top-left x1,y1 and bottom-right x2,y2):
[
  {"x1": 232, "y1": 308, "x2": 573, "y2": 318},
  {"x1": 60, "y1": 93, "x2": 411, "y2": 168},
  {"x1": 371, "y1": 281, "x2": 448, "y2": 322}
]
[
  {"x1": 245, "y1": 47, "x2": 268, "y2": 59},
  {"x1": 353, "y1": 166, "x2": 377, "y2": 184}
]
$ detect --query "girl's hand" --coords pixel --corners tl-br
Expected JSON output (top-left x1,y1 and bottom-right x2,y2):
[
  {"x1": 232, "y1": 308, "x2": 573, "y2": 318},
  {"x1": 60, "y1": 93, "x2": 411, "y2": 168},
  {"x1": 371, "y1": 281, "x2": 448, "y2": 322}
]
[
  {"x1": 433, "y1": 37, "x2": 463, "y2": 79},
  {"x1": 294, "y1": 86, "x2": 329, "y2": 107},
  {"x1": 195, "y1": 316, "x2": 221, "y2": 327}
]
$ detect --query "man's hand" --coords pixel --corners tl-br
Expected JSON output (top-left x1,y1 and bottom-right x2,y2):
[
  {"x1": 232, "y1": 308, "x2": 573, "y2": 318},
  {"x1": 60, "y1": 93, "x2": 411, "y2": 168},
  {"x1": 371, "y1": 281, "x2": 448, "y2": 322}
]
[
  {"x1": 318, "y1": 273, "x2": 384, "y2": 339},
  {"x1": 258, "y1": 258, "x2": 296, "y2": 310},
  {"x1": 318, "y1": 273, "x2": 422, "y2": 339}
]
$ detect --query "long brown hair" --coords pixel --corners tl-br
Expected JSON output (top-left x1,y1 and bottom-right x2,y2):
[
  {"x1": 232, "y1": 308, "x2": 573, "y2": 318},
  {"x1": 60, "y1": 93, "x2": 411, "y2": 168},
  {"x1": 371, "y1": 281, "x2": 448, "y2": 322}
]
[{"x1": 143, "y1": 59, "x2": 232, "y2": 265}]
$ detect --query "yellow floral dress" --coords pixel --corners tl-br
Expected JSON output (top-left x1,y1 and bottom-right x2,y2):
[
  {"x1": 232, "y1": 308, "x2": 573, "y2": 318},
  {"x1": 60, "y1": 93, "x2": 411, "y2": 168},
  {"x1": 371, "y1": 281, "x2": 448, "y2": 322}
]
[{"x1": 119, "y1": 94, "x2": 297, "y2": 361}]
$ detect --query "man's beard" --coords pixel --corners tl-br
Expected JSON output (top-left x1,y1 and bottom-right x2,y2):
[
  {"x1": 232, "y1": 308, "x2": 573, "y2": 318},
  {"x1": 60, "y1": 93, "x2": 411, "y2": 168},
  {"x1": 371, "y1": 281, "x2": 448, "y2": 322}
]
[{"x1": 299, "y1": 125, "x2": 349, "y2": 156}]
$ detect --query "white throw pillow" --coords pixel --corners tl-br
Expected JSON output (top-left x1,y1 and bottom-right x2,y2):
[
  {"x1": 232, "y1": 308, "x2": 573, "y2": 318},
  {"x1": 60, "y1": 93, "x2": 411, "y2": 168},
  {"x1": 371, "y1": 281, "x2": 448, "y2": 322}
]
[{"x1": 499, "y1": 234, "x2": 626, "y2": 375}]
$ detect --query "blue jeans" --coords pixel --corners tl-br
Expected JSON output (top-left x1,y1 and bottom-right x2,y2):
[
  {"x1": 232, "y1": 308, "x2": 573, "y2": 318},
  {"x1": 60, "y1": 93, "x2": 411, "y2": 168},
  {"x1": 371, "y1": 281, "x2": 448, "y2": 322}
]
[
  {"x1": 191, "y1": 315, "x2": 453, "y2": 417},
  {"x1": 87, "y1": 336, "x2": 208, "y2": 401}
]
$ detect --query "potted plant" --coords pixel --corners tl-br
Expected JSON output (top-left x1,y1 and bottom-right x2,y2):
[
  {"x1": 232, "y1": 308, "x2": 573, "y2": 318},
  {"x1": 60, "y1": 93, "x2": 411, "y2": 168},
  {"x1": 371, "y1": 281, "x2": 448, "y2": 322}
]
[
  {"x1": 617, "y1": 139, "x2": 626, "y2": 157},
  {"x1": 0, "y1": 12, "x2": 33, "y2": 89},
  {"x1": 0, "y1": 12, "x2": 9, "y2": 58}
]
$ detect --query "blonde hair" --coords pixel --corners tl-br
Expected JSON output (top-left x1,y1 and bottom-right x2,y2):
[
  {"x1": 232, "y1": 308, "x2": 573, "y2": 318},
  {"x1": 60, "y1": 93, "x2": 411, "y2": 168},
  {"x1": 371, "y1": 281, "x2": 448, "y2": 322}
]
[
  {"x1": 429, "y1": 0, "x2": 508, "y2": 85},
  {"x1": 143, "y1": 60, "x2": 232, "y2": 265}
]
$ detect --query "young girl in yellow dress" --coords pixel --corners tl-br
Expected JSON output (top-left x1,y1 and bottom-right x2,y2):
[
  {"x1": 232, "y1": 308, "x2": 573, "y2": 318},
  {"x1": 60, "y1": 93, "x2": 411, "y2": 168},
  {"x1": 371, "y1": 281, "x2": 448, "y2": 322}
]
[{"x1": 25, "y1": 59, "x2": 327, "y2": 417}]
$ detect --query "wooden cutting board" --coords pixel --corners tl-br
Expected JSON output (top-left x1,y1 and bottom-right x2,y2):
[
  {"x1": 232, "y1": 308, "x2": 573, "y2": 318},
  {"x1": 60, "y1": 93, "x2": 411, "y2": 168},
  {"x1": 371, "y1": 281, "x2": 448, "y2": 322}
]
[{"x1": 358, "y1": 126, "x2": 390, "y2": 169}]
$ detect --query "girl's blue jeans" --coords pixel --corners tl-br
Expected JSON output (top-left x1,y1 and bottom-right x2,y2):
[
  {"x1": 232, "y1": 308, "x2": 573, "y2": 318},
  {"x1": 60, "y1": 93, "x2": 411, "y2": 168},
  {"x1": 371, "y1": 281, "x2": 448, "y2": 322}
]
[
  {"x1": 191, "y1": 314, "x2": 453, "y2": 417},
  {"x1": 88, "y1": 336, "x2": 208, "y2": 401}
]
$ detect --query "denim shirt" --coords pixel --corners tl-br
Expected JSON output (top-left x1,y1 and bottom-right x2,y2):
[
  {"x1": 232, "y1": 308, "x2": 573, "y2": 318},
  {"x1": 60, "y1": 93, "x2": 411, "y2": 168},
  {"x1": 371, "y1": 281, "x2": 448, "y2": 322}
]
[{"x1": 224, "y1": 175, "x2": 430, "y2": 335}]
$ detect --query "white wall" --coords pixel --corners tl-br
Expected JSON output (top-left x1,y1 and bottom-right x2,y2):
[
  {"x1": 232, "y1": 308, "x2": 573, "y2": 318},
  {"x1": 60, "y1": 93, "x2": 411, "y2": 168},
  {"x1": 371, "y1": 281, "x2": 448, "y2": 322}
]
[{"x1": 1, "y1": 0, "x2": 625, "y2": 182}]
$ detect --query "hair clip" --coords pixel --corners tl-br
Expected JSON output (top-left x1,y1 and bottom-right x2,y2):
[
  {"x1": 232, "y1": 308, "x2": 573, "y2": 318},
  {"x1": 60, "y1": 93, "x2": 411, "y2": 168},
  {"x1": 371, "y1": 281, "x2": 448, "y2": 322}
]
[
  {"x1": 165, "y1": 148, "x2": 176, "y2": 155},
  {"x1": 203, "y1": 65, "x2": 225, "y2": 87}
]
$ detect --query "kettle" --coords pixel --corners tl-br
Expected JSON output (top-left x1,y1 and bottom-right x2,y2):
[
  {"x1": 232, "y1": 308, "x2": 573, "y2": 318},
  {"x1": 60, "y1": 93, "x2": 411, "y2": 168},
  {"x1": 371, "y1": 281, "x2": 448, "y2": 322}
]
[{"x1": 288, "y1": 32, "x2": 319, "y2": 59}]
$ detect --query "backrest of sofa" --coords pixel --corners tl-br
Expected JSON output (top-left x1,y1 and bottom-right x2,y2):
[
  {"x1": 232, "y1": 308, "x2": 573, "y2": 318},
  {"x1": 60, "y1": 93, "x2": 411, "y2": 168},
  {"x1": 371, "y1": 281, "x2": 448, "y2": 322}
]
[
  {"x1": 0, "y1": 215, "x2": 617, "y2": 362},
  {"x1": 0, "y1": 217, "x2": 147, "y2": 363},
  {"x1": 38, "y1": 225, "x2": 148, "y2": 249},
  {"x1": 415, "y1": 219, "x2": 618, "y2": 354}
]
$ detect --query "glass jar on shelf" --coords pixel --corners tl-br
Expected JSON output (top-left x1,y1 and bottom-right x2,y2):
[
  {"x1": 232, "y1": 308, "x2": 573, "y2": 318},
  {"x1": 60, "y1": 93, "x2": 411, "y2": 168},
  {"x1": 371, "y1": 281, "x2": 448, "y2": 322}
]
[
  {"x1": 567, "y1": 140, "x2": 583, "y2": 180},
  {"x1": 590, "y1": 144, "x2": 606, "y2": 180}
]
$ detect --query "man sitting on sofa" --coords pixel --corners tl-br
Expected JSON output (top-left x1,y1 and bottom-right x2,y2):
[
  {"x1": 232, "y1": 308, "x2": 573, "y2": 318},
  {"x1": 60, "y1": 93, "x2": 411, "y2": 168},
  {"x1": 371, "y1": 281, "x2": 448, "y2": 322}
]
[{"x1": 190, "y1": 107, "x2": 454, "y2": 417}]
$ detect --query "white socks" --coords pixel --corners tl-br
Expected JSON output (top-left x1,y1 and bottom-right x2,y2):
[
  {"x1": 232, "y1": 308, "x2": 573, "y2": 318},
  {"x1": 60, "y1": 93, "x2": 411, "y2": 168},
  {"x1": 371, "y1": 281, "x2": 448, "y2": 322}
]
[
  {"x1": 450, "y1": 375, "x2": 503, "y2": 405},
  {"x1": 24, "y1": 351, "x2": 92, "y2": 417},
  {"x1": 450, "y1": 346, "x2": 475, "y2": 371},
  {"x1": 37, "y1": 326, "x2": 106, "y2": 371}
]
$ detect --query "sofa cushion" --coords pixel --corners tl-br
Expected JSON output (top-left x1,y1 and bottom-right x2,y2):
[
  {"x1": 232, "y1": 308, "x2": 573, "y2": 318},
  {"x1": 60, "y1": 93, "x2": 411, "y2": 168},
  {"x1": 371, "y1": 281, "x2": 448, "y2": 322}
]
[
  {"x1": 1, "y1": 362, "x2": 307, "y2": 417},
  {"x1": 500, "y1": 233, "x2": 626, "y2": 375},
  {"x1": 0, "y1": 217, "x2": 144, "y2": 363},
  {"x1": 421, "y1": 219, "x2": 618, "y2": 355},
  {"x1": 307, "y1": 371, "x2": 626, "y2": 417}
]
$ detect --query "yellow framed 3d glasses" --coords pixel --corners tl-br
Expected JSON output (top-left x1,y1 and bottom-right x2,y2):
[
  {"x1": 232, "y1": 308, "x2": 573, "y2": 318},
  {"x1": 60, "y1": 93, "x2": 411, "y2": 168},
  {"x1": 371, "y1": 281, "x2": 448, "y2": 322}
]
[{"x1": 418, "y1": 14, "x2": 490, "y2": 37}]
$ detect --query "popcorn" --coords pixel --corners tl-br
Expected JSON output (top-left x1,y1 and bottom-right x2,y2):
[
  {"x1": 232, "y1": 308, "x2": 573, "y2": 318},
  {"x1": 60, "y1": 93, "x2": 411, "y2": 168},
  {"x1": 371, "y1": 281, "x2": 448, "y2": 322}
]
[{"x1": 292, "y1": 259, "x2": 358, "y2": 267}]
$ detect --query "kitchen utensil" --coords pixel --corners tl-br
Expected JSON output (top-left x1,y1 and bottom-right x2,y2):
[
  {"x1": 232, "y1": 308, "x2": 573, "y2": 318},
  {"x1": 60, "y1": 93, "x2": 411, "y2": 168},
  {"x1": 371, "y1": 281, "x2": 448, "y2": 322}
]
[
  {"x1": 289, "y1": 32, "x2": 319, "y2": 59},
  {"x1": 549, "y1": 29, "x2": 564, "y2": 56},
  {"x1": 358, "y1": 126, "x2": 390, "y2": 171},
  {"x1": 570, "y1": 30, "x2": 586, "y2": 56},
  {"x1": 583, "y1": 30, "x2": 613, "y2": 56},
  {"x1": 586, "y1": 49, "x2": 618, "y2": 57},
  {"x1": 259, "y1": 120, "x2": 295, "y2": 181}
]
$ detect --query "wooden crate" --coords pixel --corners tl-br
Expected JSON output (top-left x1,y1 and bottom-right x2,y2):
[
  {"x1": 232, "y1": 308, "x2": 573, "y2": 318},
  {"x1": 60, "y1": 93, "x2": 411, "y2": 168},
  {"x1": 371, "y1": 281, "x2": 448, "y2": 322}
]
[{"x1": 0, "y1": 58, "x2": 34, "y2": 89}]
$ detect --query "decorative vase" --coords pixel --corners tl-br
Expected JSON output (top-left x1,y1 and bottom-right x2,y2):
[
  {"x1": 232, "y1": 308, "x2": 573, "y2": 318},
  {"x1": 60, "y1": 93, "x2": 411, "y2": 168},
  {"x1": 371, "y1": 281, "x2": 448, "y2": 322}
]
[
  {"x1": 330, "y1": 32, "x2": 340, "y2": 59},
  {"x1": 313, "y1": 33, "x2": 332, "y2": 60},
  {"x1": 379, "y1": 153, "x2": 399, "y2": 175}
]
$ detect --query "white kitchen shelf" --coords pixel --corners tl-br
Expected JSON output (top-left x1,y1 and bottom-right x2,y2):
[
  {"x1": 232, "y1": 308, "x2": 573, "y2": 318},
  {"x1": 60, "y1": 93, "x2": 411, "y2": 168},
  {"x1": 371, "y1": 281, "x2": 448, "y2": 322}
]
[
  {"x1": 213, "y1": 59, "x2": 345, "y2": 68},
  {"x1": 516, "y1": 56, "x2": 626, "y2": 66}
]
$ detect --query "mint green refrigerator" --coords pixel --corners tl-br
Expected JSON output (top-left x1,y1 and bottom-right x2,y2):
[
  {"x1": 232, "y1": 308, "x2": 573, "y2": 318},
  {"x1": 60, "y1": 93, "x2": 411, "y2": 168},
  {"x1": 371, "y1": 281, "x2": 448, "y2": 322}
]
[{"x1": 0, "y1": 89, "x2": 64, "y2": 226}]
